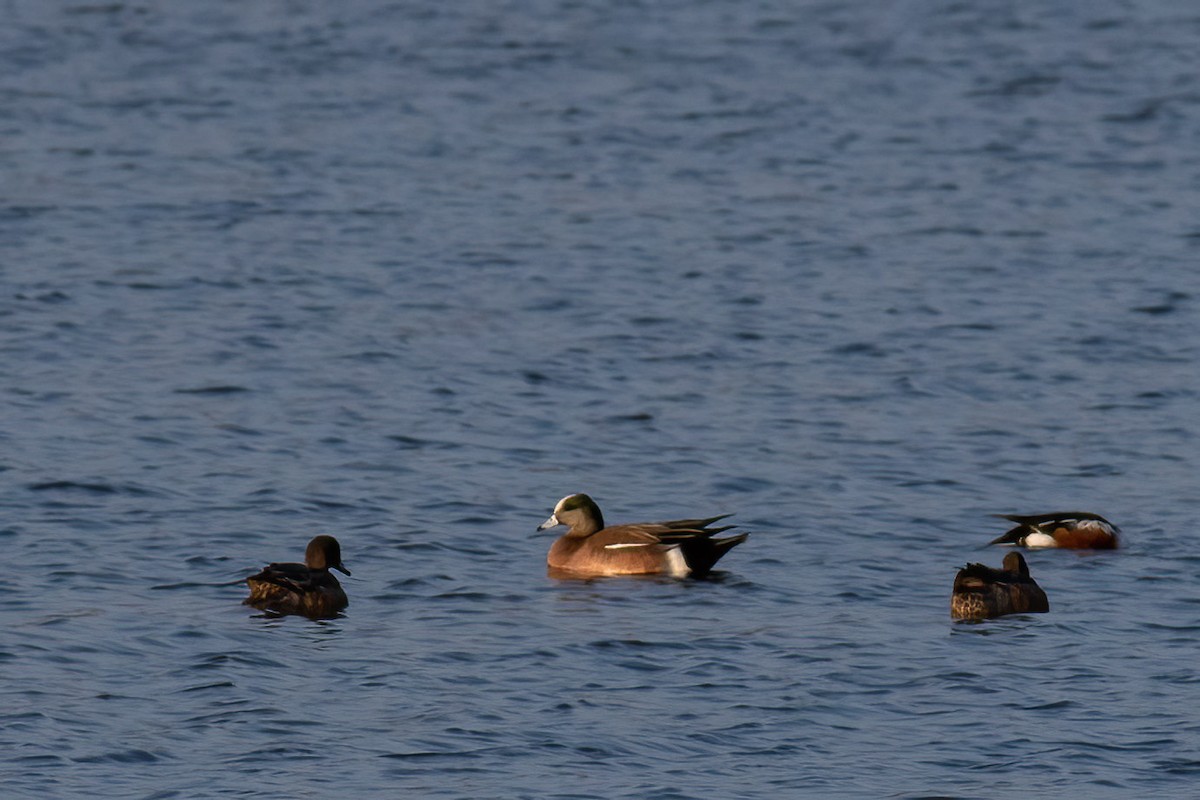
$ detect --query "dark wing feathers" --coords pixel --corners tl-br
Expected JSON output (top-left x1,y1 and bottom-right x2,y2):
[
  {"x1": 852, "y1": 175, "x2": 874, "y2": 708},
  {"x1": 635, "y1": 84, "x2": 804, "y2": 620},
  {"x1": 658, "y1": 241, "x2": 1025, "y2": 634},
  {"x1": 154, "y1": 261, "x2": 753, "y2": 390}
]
[
  {"x1": 653, "y1": 513, "x2": 733, "y2": 530},
  {"x1": 248, "y1": 562, "x2": 315, "y2": 594},
  {"x1": 954, "y1": 560, "x2": 1039, "y2": 588},
  {"x1": 993, "y1": 511, "x2": 1110, "y2": 526},
  {"x1": 953, "y1": 562, "x2": 999, "y2": 589}
]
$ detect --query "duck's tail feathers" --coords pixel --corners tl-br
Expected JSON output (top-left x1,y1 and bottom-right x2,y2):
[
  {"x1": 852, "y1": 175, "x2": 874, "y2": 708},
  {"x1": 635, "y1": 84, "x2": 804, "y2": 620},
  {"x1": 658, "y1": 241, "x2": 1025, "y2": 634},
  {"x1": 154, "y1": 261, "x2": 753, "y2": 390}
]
[
  {"x1": 680, "y1": 532, "x2": 749, "y2": 578},
  {"x1": 987, "y1": 525, "x2": 1026, "y2": 546},
  {"x1": 657, "y1": 513, "x2": 734, "y2": 531}
]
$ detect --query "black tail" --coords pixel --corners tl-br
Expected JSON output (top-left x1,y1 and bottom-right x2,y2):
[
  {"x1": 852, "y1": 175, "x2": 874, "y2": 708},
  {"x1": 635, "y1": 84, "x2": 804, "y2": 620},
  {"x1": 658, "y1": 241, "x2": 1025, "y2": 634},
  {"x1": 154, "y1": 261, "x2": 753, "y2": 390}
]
[
  {"x1": 678, "y1": 532, "x2": 749, "y2": 578},
  {"x1": 987, "y1": 524, "x2": 1026, "y2": 546}
]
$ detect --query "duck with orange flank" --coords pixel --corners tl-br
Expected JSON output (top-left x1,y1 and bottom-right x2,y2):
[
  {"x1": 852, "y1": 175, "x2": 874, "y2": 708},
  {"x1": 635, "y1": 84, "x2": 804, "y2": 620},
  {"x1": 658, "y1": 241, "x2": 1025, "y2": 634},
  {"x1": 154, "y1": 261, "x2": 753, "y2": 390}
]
[{"x1": 987, "y1": 512, "x2": 1119, "y2": 550}]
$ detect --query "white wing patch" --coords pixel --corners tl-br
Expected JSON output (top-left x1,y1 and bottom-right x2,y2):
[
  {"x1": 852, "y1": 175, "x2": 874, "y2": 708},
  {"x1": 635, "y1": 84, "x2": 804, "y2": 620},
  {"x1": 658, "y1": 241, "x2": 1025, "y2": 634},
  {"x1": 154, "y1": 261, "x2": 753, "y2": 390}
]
[{"x1": 604, "y1": 542, "x2": 654, "y2": 550}]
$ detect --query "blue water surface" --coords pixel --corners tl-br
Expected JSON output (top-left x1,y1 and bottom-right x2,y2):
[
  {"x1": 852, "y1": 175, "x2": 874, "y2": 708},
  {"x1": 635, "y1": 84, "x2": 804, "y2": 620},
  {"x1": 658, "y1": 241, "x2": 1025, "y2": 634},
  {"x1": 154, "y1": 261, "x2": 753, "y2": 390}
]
[{"x1": 3, "y1": 1, "x2": 1200, "y2": 797}]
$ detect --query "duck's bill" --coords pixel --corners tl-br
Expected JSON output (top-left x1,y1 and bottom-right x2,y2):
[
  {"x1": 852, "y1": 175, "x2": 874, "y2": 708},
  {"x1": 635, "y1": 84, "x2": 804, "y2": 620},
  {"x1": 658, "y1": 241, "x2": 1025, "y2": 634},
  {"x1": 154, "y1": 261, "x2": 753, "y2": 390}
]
[
  {"x1": 334, "y1": 562, "x2": 352, "y2": 576},
  {"x1": 537, "y1": 513, "x2": 560, "y2": 531}
]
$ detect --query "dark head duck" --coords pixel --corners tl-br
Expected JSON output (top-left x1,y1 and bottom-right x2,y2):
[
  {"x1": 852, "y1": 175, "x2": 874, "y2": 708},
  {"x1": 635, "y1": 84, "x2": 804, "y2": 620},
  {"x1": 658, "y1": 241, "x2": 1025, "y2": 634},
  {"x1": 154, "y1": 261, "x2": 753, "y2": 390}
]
[
  {"x1": 988, "y1": 512, "x2": 1119, "y2": 550},
  {"x1": 538, "y1": 493, "x2": 748, "y2": 578},
  {"x1": 244, "y1": 535, "x2": 350, "y2": 619},
  {"x1": 951, "y1": 551, "x2": 1049, "y2": 621}
]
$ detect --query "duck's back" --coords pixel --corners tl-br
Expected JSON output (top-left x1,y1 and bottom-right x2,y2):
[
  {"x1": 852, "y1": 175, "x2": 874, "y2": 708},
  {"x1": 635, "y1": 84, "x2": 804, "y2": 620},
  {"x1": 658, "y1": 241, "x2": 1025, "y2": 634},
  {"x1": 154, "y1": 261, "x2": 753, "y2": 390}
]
[
  {"x1": 951, "y1": 563, "x2": 1048, "y2": 620},
  {"x1": 245, "y1": 561, "x2": 348, "y2": 618}
]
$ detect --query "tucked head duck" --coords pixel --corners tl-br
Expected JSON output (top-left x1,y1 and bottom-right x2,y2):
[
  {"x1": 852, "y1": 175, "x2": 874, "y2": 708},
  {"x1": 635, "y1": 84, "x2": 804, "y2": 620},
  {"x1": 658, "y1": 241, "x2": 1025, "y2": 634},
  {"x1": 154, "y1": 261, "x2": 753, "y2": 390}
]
[
  {"x1": 537, "y1": 493, "x2": 748, "y2": 578},
  {"x1": 951, "y1": 551, "x2": 1050, "y2": 621},
  {"x1": 988, "y1": 512, "x2": 1119, "y2": 549},
  {"x1": 244, "y1": 535, "x2": 350, "y2": 619}
]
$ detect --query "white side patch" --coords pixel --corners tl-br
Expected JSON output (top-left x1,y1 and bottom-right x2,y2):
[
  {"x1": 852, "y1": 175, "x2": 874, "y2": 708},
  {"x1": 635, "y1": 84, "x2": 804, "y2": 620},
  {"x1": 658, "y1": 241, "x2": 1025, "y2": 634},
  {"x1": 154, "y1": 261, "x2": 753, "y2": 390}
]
[
  {"x1": 604, "y1": 542, "x2": 654, "y2": 549},
  {"x1": 664, "y1": 546, "x2": 690, "y2": 578},
  {"x1": 1024, "y1": 532, "x2": 1058, "y2": 548}
]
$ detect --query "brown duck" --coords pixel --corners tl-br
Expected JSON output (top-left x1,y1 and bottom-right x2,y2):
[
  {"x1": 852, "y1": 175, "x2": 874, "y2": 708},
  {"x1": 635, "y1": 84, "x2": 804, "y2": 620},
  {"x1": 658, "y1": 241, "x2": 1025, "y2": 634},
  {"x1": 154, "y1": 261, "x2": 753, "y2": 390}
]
[
  {"x1": 244, "y1": 535, "x2": 350, "y2": 618},
  {"x1": 951, "y1": 551, "x2": 1049, "y2": 620},
  {"x1": 538, "y1": 493, "x2": 748, "y2": 578}
]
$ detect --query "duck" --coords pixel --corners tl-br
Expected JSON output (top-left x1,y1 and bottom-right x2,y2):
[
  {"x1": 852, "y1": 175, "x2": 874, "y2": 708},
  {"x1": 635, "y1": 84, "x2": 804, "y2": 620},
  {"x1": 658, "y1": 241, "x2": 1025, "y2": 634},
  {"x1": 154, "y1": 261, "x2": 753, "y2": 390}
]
[
  {"x1": 244, "y1": 535, "x2": 350, "y2": 618},
  {"x1": 987, "y1": 512, "x2": 1119, "y2": 549},
  {"x1": 951, "y1": 551, "x2": 1049, "y2": 620},
  {"x1": 538, "y1": 493, "x2": 748, "y2": 578}
]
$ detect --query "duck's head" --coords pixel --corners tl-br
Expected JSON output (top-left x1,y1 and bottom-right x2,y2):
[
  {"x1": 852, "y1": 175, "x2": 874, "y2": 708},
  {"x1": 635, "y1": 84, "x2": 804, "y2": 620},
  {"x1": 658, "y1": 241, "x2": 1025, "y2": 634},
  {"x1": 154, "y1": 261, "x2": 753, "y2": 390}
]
[
  {"x1": 305, "y1": 535, "x2": 351, "y2": 575},
  {"x1": 1002, "y1": 551, "x2": 1029, "y2": 577},
  {"x1": 537, "y1": 493, "x2": 604, "y2": 536}
]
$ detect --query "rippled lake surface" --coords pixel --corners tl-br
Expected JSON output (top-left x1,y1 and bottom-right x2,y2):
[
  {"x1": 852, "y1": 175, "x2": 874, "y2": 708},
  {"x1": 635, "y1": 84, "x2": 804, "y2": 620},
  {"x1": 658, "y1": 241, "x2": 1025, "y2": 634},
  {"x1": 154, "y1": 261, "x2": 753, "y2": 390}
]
[{"x1": 4, "y1": 2, "x2": 1200, "y2": 797}]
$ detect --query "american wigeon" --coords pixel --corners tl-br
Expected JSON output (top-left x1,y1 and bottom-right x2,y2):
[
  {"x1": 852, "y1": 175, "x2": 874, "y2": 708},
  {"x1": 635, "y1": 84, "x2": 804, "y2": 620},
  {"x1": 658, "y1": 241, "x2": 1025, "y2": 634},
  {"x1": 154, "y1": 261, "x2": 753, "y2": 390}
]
[
  {"x1": 244, "y1": 535, "x2": 350, "y2": 619},
  {"x1": 988, "y1": 512, "x2": 1119, "y2": 549},
  {"x1": 538, "y1": 493, "x2": 748, "y2": 578},
  {"x1": 951, "y1": 551, "x2": 1050, "y2": 620}
]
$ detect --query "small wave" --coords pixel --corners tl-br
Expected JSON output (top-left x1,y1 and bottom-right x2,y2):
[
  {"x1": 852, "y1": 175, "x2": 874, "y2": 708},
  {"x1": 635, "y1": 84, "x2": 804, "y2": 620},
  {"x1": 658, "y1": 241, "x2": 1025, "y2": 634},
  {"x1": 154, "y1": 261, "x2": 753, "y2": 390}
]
[
  {"x1": 71, "y1": 749, "x2": 163, "y2": 764},
  {"x1": 173, "y1": 385, "x2": 251, "y2": 394},
  {"x1": 28, "y1": 480, "x2": 118, "y2": 494}
]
